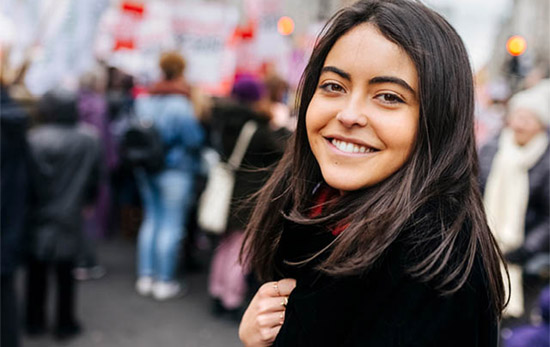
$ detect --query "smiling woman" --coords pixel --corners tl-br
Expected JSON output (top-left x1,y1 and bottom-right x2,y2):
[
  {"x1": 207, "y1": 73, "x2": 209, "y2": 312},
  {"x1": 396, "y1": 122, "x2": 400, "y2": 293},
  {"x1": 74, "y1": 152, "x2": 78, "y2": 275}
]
[
  {"x1": 307, "y1": 23, "x2": 419, "y2": 192},
  {"x1": 238, "y1": 0, "x2": 507, "y2": 346}
]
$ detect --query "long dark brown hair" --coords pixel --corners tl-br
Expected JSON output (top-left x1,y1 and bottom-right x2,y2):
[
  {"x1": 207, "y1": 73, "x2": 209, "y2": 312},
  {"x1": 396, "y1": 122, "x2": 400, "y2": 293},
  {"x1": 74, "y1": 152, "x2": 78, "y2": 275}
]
[{"x1": 241, "y1": 0, "x2": 506, "y2": 315}]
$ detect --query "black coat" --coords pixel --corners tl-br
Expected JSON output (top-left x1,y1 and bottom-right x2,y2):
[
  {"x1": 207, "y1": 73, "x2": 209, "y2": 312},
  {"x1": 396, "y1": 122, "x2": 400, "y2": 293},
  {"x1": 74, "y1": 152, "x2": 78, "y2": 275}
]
[
  {"x1": 210, "y1": 101, "x2": 289, "y2": 231},
  {"x1": 0, "y1": 89, "x2": 29, "y2": 274},
  {"x1": 273, "y1": 218, "x2": 498, "y2": 346},
  {"x1": 26, "y1": 123, "x2": 101, "y2": 261}
]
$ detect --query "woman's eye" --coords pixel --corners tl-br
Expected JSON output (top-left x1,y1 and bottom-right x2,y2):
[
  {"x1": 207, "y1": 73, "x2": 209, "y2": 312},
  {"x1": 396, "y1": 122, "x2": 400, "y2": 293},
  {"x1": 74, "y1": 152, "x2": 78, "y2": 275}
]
[
  {"x1": 376, "y1": 93, "x2": 404, "y2": 104},
  {"x1": 319, "y1": 83, "x2": 345, "y2": 93}
]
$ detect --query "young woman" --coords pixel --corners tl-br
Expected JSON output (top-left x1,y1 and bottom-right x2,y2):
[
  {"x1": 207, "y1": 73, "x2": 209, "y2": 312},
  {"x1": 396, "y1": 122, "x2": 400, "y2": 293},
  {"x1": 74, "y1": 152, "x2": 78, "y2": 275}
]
[
  {"x1": 238, "y1": 0, "x2": 507, "y2": 346},
  {"x1": 134, "y1": 52, "x2": 204, "y2": 300}
]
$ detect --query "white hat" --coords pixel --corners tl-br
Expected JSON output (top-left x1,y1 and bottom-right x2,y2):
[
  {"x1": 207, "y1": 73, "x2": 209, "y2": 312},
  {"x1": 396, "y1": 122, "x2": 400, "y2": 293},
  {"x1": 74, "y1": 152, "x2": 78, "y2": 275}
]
[{"x1": 508, "y1": 79, "x2": 550, "y2": 127}]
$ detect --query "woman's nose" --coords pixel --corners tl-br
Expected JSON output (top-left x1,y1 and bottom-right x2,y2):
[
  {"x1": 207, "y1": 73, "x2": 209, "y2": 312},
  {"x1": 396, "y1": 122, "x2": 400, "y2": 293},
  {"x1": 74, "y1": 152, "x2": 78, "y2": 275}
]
[{"x1": 336, "y1": 105, "x2": 368, "y2": 128}]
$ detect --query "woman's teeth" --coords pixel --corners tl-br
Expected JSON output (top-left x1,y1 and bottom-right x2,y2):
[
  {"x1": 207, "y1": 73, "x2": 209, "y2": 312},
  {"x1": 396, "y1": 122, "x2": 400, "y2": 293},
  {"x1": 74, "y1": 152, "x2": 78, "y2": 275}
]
[{"x1": 331, "y1": 139, "x2": 374, "y2": 153}]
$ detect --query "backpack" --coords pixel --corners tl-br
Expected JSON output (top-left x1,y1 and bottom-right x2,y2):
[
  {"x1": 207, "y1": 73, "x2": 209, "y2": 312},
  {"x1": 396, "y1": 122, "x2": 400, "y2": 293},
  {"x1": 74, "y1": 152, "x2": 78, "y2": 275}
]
[{"x1": 119, "y1": 118, "x2": 165, "y2": 173}]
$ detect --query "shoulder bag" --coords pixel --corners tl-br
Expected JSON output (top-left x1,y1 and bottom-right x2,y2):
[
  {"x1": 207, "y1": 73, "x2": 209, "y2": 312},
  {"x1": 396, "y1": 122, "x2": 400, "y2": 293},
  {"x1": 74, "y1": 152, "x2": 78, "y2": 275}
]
[{"x1": 197, "y1": 120, "x2": 258, "y2": 234}]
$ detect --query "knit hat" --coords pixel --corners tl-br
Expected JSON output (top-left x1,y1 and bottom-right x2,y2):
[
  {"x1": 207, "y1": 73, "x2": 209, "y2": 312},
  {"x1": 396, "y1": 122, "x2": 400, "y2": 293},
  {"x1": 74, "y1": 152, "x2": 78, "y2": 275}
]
[
  {"x1": 231, "y1": 74, "x2": 265, "y2": 103},
  {"x1": 508, "y1": 79, "x2": 550, "y2": 127}
]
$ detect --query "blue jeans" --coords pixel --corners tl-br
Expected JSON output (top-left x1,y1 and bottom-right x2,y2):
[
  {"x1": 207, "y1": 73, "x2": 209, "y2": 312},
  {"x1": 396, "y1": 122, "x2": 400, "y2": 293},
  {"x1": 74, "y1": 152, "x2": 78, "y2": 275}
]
[{"x1": 135, "y1": 169, "x2": 194, "y2": 282}]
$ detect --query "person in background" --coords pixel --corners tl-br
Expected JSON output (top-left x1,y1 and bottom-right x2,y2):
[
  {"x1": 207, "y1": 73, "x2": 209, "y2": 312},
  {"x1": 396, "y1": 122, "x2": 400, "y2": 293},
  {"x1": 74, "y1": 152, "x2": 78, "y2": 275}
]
[
  {"x1": 78, "y1": 67, "x2": 118, "y2": 235},
  {"x1": 74, "y1": 67, "x2": 115, "y2": 280},
  {"x1": 106, "y1": 67, "x2": 141, "y2": 239},
  {"x1": 1, "y1": 85, "x2": 29, "y2": 347},
  {"x1": 474, "y1": 73, "x2": 510, "y2": 149},
  {"x1": 480, "y1": 80, "x2": 550, "y2": 320},
  {"x1": 208, "y1": 74, "x2": 290, "y2": 320},
  {"x1": 134, "y1": 51, "x2": 204, "y2": 300},
  {"x1": 24, "y1": 89, "x2": 101, "y2": 340},
  {"x1": 264, "y1": 73, "x2": 294, "y2": 131}
]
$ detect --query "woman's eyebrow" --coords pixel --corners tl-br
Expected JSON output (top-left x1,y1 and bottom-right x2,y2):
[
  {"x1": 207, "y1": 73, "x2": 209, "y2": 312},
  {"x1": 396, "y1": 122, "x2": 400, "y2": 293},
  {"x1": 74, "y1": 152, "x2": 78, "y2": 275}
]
[
  {"x1": 321, "y1": 66, "x2": 351, "y2": 81},
  {"x1": 321, "y1": 67, "x2": 416, "y2": 97},
  {"x1": 369, "y1": 76, "x2": 416, "y2": 95}
]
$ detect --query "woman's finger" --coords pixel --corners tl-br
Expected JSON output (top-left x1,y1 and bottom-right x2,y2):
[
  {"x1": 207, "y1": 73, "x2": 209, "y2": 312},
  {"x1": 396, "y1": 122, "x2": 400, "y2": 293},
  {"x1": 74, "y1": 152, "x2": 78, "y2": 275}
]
[
  {"x1": 256, "y1": 310, "x2": 286, "y2": 329},
  {"x1": 258, "y1": 325, "x2": 282, "y2": 344},
  {"x1": 258, "y1": 281, "x2": 282, "y2": 298},
  {"x1": 257, "y1": 296, "x2": 290, "y2": 314},
  {"x1": 277, "y1": 278, "x2": 297, "y2": 296},
  {"x1": 258, "y1": 279, "x2": 296, "y2": 297}
]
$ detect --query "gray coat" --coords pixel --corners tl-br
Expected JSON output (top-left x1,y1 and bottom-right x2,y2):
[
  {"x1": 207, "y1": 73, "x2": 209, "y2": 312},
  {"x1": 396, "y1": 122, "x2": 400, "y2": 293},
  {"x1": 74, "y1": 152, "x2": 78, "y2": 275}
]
[{"x1": 27, "y1": 123, "x2": 101, "y2": 261}]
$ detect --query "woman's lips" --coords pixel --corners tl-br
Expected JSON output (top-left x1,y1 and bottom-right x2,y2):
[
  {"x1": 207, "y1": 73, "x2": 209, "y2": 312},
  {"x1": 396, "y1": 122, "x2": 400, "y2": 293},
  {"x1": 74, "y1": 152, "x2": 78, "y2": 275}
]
[{"x1": 325, "y1": 137, "x2": 380, "y2": 155}]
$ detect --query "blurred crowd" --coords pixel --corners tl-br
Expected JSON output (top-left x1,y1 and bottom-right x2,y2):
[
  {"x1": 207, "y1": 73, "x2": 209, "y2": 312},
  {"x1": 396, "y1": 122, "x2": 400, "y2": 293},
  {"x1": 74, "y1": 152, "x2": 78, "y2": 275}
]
[
  {"x1": 1, "y1": 50, "x2": 548, "y2": 347},
  {"x1": 1, "y1": 51, "x2": 293, "y2": 346}
]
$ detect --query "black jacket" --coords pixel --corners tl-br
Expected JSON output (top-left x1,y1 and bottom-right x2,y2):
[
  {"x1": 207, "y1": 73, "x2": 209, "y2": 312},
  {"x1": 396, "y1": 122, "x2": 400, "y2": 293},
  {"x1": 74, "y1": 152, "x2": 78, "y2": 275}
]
[
  {"x1": 273, "y1": 217, "x2": 498, "y2": 346},
  {"x1": 210, "y1": 100, "x2": 289, "y2": 231},
  {"x1": 26, "y1": 123, "x2": 101, "y2": 261},
  {"x1": 1, "y1": 89, "x2": 29, "y2": 274}
]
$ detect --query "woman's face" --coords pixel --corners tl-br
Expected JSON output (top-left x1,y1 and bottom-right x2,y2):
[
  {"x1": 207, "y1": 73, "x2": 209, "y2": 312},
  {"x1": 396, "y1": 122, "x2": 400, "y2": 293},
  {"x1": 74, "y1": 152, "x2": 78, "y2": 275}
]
[
  {"x1": 508, "y1": 108, "x2": 544, "y2": 146},
  {"x1": 306, "y1": 23, "x2": 420, "y2": 192}
]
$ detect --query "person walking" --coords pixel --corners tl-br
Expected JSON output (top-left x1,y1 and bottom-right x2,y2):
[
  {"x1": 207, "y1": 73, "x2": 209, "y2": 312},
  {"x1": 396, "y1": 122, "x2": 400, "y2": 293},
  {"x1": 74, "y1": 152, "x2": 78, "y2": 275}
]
[
  {"x1": 134, "y1": 52, "x2": 204, "y2": 300},
  {"x1": 25, "y1": 89, "x2": 101, "y2": 340},
  {"x1": 208, "y1": 74, "x2": 289, "y2": 318},
  {"x1": 74, "y1": 67, "x2": 114, "y2": 280},
  {"x1": 1, "y1": 85, "x2": 29, "y2": 347}
]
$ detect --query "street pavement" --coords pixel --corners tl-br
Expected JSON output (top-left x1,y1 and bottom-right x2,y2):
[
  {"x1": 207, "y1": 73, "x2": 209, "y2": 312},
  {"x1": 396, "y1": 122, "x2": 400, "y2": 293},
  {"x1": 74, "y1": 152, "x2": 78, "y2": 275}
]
[{"x1": 20, "y1": 238, "x2": 242, "y2": 347}]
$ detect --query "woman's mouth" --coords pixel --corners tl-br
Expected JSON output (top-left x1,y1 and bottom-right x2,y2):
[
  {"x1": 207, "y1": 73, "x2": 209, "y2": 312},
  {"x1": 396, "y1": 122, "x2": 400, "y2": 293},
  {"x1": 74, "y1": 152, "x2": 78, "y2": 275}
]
[{"x1": 328, "y1": 138, "x2": 379, "y2": 154}]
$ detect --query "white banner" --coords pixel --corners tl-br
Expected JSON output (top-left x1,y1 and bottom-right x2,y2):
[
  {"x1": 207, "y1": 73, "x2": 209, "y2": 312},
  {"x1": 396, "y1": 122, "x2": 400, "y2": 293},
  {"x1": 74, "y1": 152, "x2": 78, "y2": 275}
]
[
  {"x1": 173, "y1": 3, "x2": 239, "y2": 94},
  {"x1": 95, "y1": 1, "x2": 239, "y2": 95},
  {"x1": 23, "y1": 0, "x2": 109, "y2": 95}
]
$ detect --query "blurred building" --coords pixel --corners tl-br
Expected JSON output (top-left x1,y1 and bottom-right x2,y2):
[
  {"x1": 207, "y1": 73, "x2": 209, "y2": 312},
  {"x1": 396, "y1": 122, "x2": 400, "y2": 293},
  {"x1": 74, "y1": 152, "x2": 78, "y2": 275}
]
[{"x1": 3, "y1": 0, "x2": 546, "y2": 97}]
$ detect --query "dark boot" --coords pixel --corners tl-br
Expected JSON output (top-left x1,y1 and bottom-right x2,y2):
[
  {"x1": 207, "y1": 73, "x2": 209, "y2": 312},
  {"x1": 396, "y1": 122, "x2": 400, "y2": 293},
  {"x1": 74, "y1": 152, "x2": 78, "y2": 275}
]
[
  {"x1": 25, "y1": 259, "x2": 48, "y2": 336},
  {"x1": 54, "y1": 261, "x2": 82, "y2": 340}
]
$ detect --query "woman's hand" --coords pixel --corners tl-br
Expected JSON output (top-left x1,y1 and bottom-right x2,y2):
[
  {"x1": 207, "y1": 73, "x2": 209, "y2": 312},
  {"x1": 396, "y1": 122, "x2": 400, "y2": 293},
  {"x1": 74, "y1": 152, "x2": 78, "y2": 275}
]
[{"x1": 239, "y1": 278, "x2": 297, "y2": 347}]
